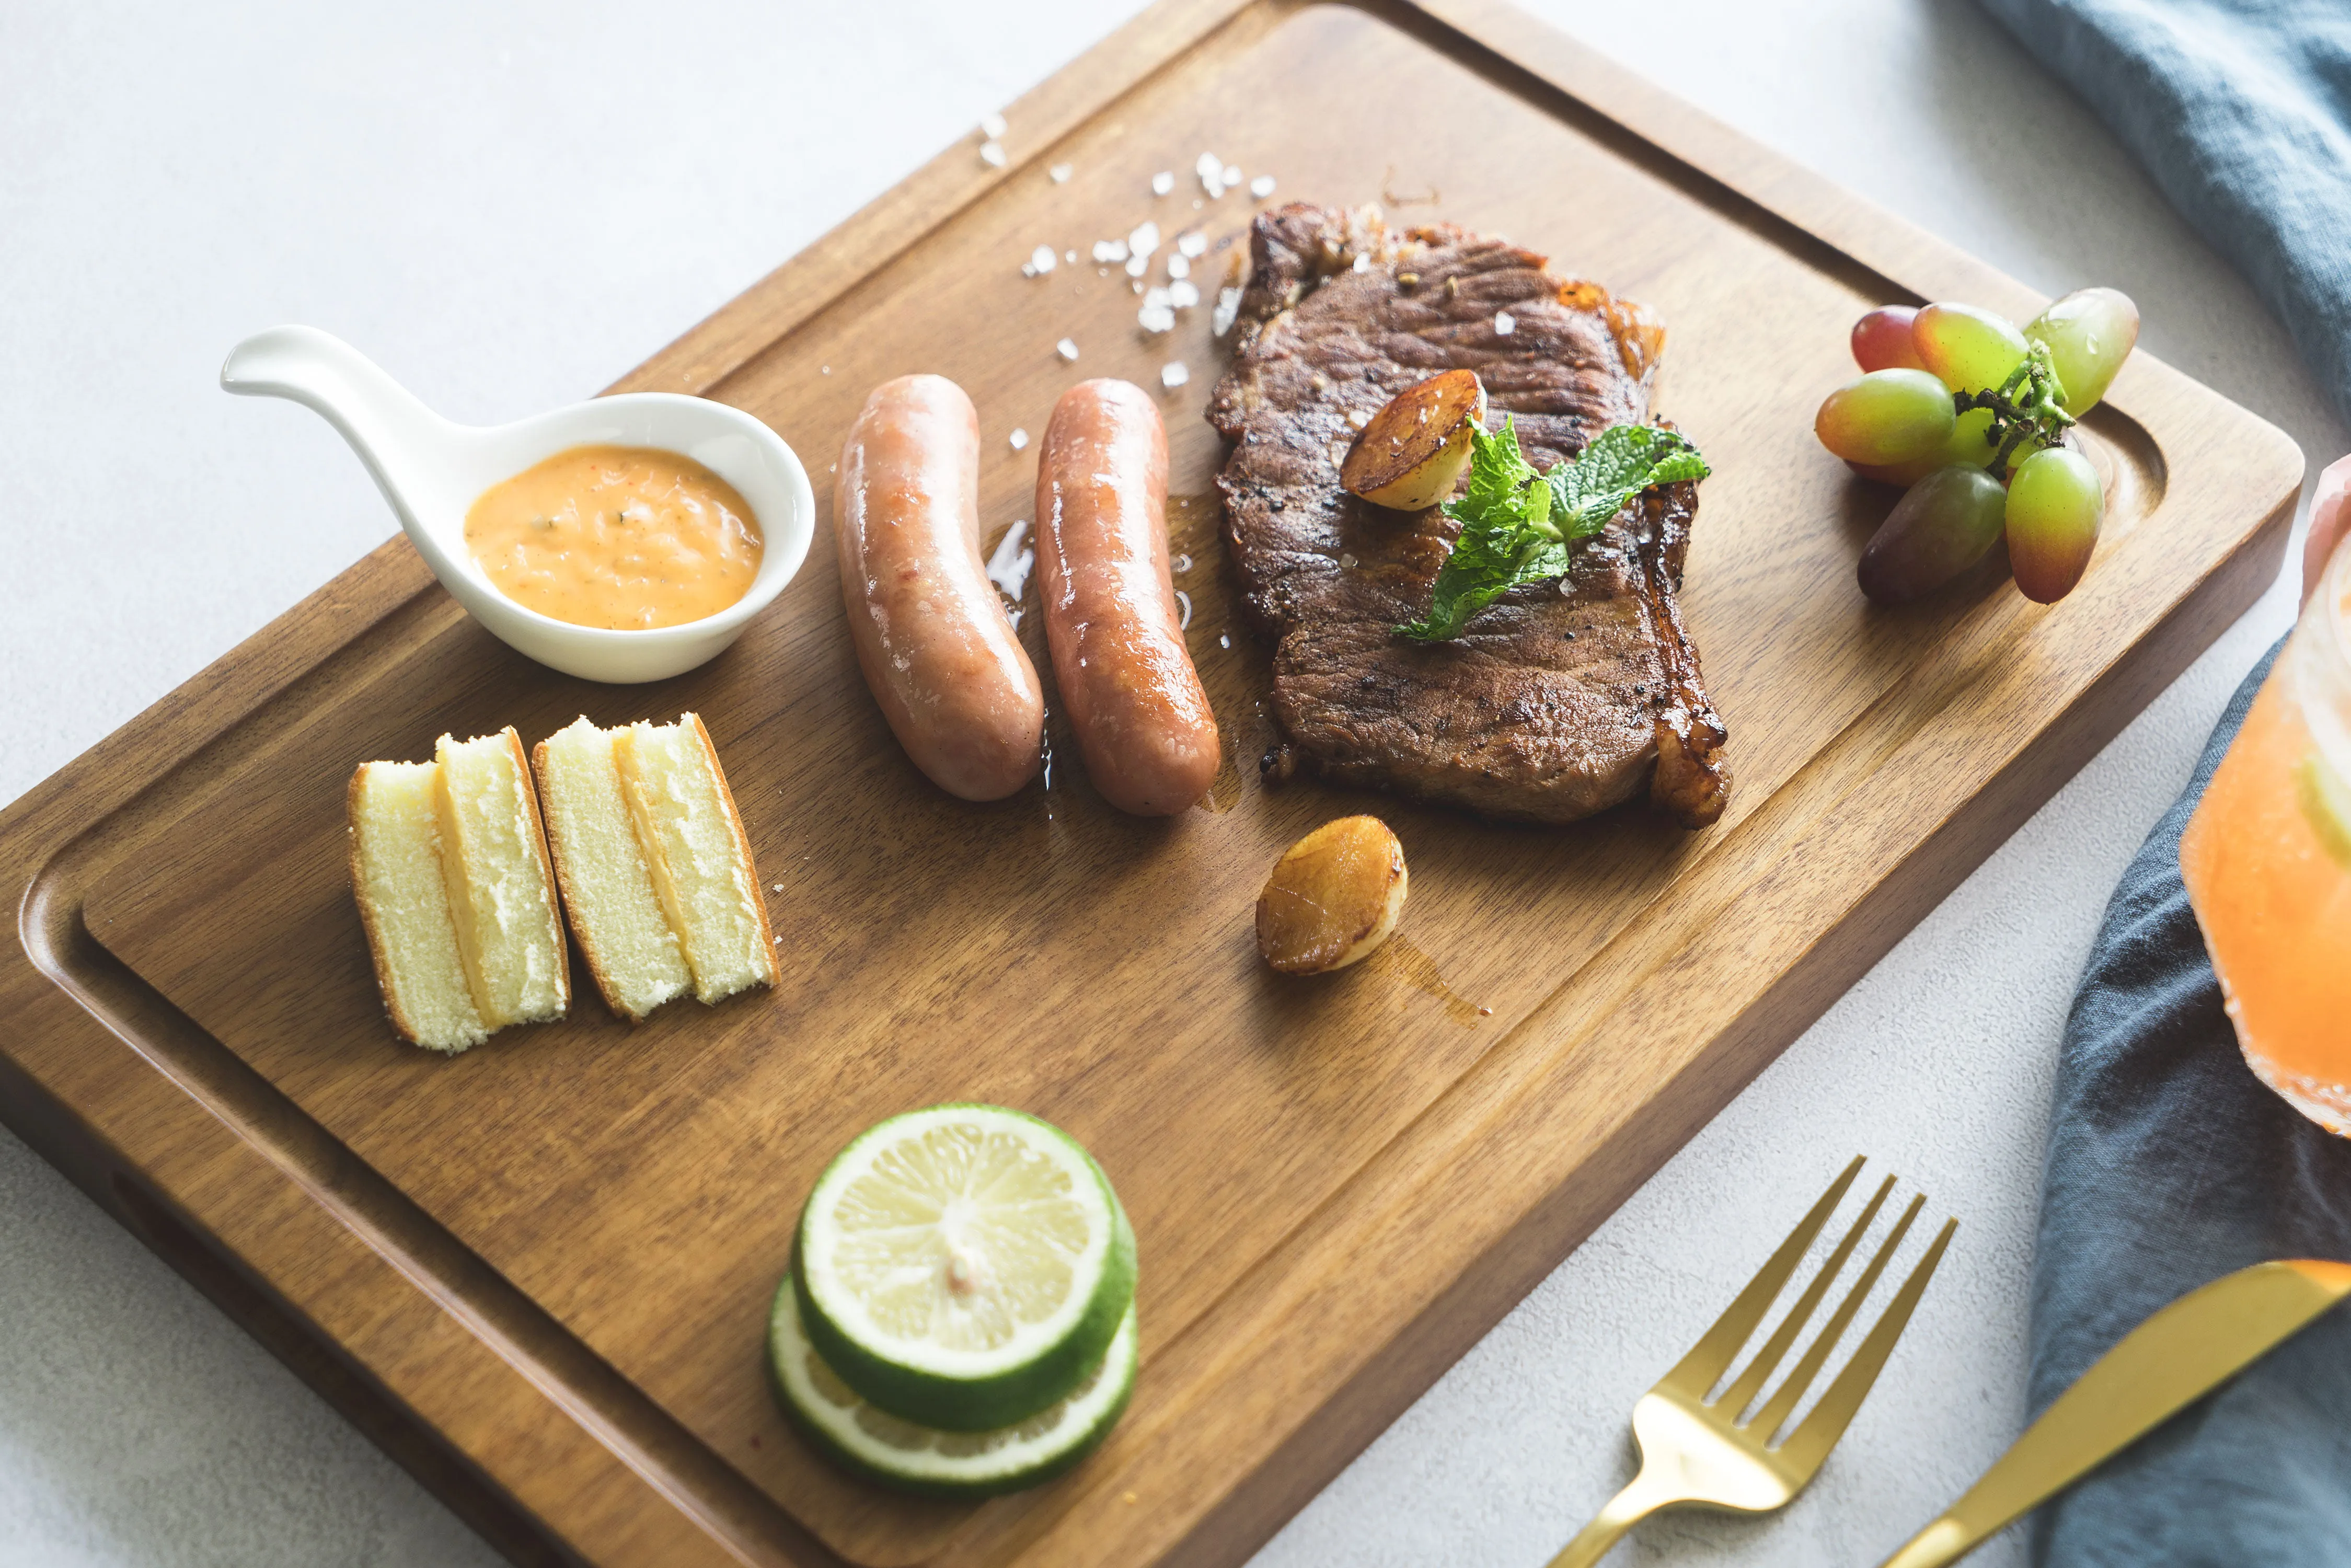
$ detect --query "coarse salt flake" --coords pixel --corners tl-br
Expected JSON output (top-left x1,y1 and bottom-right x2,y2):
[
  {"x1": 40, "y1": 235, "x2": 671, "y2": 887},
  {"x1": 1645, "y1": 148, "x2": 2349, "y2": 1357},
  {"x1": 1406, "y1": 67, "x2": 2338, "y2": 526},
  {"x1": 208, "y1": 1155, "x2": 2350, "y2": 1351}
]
[
  {"x1": 1222, "y1": 164, "x2": 1242, "y2": 188},
  {"x1": 1249, "y1": 175, "x2": 1276, "y2": 199},
  {"x1": 1009, "y1": 428, "x2": 1029, "y2": 451},
  {"x1": 1494, "y1": 310, "x2": 1516, "y2": 336},
  {"x1": 1138, "y1": 303, "x2": 1176, "y2": 334},
  {"x1": 1125, "y1": 253, "x2": 1148, "y2": 278},
  {"x1": 979, "y1": 140, "x2": 1007, "y2": 168},
  {"x1": 1352, "y1": 252, "x2": 1370, "y2": 272},
  {"x1": 1167, "y1": 253, "x2": 1190, "y2": 280},
  {"x1": 1049, "y1": 163, "x2": 1073, "y2": 183},
  {"x1": 1143, "y1": 286, "x2": 1172, "y2": 311},
  {"x1": 1178, "y1": 232, "x2": 1208, "y2": 258},
  {"x1": 1128, "y1": 221, "x2": 1160, "y2": 257},
  {"x1": 1056, "y1": 337, "x2": 1080, "y2": 362},
  {"x1": 1212, "y1": 286, "x2": 1243, "y2": 337},
  {"x1": 1194, "y1": 151, "x2": 1222, "y2": 178},
  {"x1": 1161, "y1": 361, "x2": 1190, "y2": 389},
  {"x1": 1091, "y1": 238, "x2": 1128, "y2": 263},
  {"x1": 979, "y1": 112, "x2": 1007, "y2": 139},
  {"x1": 1168, "y1": 279, "x2": 1200, "y2": 309},
  {"x1": 1151, "y1": 170, "x2": 1175, "y2": 196},
  {"x1": 1029, "y1": 244, "x2": 1057, "y2": 274}
]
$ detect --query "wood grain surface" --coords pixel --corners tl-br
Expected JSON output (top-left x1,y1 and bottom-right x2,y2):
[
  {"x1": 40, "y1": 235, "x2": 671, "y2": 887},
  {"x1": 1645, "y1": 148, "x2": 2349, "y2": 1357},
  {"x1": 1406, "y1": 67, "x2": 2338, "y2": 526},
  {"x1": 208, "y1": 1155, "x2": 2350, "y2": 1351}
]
[{"x1": 3, "y1": 2, "x2": 2300, "y2": 1566}]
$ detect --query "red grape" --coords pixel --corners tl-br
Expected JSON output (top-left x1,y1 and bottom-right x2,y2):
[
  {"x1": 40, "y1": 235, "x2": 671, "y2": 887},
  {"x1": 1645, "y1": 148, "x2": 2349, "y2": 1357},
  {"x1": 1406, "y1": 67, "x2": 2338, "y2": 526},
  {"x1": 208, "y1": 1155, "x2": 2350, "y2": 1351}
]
[
  {"x1": 2006, "y1": 446, "x2": 2103, "y2": 602},
  {"x1": 1815, "y1": 369, "x2": 1955, "y2": 466},
  {"x1": 2025, "y1": 287, "x2": 2139, "y2": 414},
  {"x1": 1915, "y1": 303, "x2": 2029, "y2": 394},
  {"x1": 1857, "y1": 465, "x2": 2010, "y2": 604},
  {"x1": 1851, "y1": 306, "x2": 1927, "y2": 373}
]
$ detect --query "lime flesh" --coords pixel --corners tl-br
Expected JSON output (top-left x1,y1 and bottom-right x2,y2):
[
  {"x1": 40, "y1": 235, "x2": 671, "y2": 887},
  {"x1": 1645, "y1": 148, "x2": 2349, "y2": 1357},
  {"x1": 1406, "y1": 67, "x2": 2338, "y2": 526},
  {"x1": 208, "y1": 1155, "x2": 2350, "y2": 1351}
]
[
  {"x1": 768, "y1": 1274, "x2": 1136, "y2": 1498},
  {"x1": 794, "y1": 1103, "x2": 1136, "y2": 1431},
  {"x1": 2299, "y1": 751, "x2": 2351, "y2": 868}
]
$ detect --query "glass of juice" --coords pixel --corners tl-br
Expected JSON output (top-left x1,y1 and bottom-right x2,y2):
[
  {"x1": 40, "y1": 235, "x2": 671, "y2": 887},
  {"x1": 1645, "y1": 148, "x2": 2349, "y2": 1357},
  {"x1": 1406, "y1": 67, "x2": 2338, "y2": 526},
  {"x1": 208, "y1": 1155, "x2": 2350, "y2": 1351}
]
[{"x1": 2181, "y1": 537, "x2": 2351, "y2": 1133}]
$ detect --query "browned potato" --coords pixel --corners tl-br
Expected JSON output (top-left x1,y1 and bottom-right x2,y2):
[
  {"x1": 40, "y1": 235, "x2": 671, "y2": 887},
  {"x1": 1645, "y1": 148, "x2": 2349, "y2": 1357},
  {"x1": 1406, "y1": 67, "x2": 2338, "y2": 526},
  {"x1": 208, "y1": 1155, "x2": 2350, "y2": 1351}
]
[
  {"x1": 1257, "y1": 815, "x2": 1408, "y2": 974},
  {"x1": 1339, "y1": 370, "x2": 1487, "y2": 512}
]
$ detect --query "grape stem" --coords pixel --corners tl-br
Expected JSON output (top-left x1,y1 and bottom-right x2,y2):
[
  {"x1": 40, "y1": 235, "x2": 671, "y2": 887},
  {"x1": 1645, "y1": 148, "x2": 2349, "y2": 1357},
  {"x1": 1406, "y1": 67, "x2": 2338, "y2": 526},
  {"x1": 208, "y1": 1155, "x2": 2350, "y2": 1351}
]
[{"x1": 1953, "y1": 343, "x2": 2074, "y2": 474}]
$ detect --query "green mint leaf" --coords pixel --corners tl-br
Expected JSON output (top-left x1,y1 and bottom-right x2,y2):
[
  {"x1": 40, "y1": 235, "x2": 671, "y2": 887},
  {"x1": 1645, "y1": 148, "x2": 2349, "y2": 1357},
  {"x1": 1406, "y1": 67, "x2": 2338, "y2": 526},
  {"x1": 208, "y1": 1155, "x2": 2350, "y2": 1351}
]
[
  {"x1": 1398, "y1": 516, "x2": 1560, "y2": 642},
  {"x1": 1548, "y1": 424, "x2": 1711, "y2": 540},
  {"x1": 1397, "y1": 418, "x2": 1709, "y2": 642},
  {"x1": 1398, "y1": 419, "x2": 1551, "y2": 642},
  {"x1": 1454, "y1": 418, "x2": 1543, "y2": 527}
]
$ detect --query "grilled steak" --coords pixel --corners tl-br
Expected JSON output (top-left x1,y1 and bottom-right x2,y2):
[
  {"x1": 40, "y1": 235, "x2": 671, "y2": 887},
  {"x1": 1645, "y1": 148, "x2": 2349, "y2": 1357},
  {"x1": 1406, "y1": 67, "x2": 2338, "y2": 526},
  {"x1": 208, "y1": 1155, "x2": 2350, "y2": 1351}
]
[{"x1": 1205, "y1": 204, "x2": 1731, "y2": 828}]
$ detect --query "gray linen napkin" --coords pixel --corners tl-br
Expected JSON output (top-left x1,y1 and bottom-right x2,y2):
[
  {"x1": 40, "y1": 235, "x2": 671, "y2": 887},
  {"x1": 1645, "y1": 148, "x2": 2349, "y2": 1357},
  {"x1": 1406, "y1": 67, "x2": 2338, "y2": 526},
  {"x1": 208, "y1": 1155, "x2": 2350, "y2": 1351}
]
[{"x1": 1978, "y1": 0, "x2": 2351, "y2": 424}]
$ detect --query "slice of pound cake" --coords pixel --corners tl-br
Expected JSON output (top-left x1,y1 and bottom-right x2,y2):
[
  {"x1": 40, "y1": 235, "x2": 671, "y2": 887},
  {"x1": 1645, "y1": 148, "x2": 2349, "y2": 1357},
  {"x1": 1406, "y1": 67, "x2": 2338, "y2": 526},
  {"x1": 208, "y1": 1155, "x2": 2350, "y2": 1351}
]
[
  {"x1": 533, "y1": 717, "x2": 694, "y2": 1021},
  {"x1": 347, "y1": 727, "x2": 568, "y2": 1051},
  {"x1": 536, "y1": 712, "x2": 777, "y2": 1015},
  {"x1": 347, "y1": 761, "x2": 489, "y2": 1052},
  {"x1": 433, "y1": 728, "x2": 570, "y2": 1029}
]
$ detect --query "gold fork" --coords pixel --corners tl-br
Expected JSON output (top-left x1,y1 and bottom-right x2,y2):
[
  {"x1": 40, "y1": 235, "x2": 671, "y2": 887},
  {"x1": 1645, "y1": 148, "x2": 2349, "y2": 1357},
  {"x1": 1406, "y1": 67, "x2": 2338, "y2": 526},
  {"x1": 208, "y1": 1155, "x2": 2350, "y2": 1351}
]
[{"x1": 1549, "y1": 1157, "x2": 1956, "y2": 1568}]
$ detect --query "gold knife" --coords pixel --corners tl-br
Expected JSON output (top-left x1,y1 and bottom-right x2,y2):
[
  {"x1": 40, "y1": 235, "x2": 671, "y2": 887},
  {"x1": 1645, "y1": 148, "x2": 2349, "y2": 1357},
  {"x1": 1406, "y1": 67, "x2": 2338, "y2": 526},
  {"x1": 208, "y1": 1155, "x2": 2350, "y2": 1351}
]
[{"x1": 1877, "y1": 1259, "x2": 2351, "y2": 1568}]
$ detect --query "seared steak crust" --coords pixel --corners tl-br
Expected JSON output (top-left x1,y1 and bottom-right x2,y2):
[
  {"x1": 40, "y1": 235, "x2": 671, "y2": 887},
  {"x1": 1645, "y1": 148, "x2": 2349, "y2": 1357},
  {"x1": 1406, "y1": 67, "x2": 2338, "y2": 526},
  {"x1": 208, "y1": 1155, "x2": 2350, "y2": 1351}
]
[{"x1": 1205, "y1": 204, "x2": 1731, "y2": 827}]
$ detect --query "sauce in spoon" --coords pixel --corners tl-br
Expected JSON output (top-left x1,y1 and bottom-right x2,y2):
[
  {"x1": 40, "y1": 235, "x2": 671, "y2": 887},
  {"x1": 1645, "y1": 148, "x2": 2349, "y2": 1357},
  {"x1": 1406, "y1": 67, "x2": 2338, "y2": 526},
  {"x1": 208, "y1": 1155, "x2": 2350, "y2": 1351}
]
[{"x1": 465, "y1": 444, "x2": 763, "y2": 630}]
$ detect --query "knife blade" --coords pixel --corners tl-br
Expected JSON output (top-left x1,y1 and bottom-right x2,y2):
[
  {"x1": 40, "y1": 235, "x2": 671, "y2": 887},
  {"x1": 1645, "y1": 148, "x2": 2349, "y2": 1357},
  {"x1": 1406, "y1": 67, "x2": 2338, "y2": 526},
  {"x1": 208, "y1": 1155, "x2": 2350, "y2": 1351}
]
[{"x1": 1876, "y1": 1258, "x2": 2351, "y2": 1568}]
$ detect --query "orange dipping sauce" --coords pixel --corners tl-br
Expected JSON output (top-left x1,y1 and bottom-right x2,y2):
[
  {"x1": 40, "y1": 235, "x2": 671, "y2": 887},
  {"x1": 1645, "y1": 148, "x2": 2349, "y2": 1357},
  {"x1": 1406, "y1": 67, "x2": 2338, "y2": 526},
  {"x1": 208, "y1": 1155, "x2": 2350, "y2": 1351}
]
[{"x1": 465, "y1": 444, "x2": 763, "y2": 630}]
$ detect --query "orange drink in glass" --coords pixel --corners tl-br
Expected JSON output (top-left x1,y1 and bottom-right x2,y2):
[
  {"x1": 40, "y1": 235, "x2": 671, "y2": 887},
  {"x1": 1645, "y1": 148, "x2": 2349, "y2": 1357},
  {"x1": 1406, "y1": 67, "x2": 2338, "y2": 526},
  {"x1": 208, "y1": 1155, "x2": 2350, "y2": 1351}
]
[{"x1": 2181, "y1": 538, "x2": 2351, "y2": 1133}]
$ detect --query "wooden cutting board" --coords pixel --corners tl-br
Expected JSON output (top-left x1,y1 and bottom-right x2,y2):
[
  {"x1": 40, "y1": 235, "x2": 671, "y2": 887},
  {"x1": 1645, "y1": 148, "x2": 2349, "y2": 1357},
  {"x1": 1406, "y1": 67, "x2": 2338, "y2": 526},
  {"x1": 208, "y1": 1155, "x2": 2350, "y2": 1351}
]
[{"x1": 0, "y1": 2, "x2": 2301, "y2": 1565}]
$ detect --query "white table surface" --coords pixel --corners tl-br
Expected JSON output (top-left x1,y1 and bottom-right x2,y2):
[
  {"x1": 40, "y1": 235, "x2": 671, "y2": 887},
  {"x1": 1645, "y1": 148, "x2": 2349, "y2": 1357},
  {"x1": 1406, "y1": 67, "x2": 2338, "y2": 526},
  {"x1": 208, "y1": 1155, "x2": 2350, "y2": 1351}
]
[{"x1": 5, "y1": 2, "x2": 2343, "y2": 1565}]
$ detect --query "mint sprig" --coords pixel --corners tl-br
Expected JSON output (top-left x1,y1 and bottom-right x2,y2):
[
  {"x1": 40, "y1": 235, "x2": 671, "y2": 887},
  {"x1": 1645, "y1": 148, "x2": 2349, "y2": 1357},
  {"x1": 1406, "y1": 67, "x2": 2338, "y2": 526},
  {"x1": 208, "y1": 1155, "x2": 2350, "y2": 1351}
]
[{"x1": 1398, "y1": 420, "x2": 1709, "y2": 642}]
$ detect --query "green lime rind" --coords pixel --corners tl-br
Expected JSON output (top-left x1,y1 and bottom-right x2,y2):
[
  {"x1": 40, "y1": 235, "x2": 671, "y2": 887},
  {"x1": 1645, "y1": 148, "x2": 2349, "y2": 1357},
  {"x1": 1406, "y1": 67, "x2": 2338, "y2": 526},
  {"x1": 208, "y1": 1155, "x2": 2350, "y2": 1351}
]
[
  {"x1": 2298, "y1": 752, "x2": 2351, "y2": 869},
  {"x1": 793, "y1": 1103, "x2": 1138, "y2": 1432},
  {"x1": 768, "y1": 1274, "x2": 1137, "y2": 1499}
]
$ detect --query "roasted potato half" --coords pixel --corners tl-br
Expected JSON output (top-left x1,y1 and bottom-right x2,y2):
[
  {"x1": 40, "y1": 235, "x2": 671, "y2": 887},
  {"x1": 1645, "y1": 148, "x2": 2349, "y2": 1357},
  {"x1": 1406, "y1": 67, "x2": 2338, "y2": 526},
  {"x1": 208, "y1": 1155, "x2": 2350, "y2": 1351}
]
[
  {"x1": 1256, "y1": 815, "x2": 1408, "y2": 975},
  {"x1": 1339, "y1": 370, "x2": 1487, "y2": 513}
]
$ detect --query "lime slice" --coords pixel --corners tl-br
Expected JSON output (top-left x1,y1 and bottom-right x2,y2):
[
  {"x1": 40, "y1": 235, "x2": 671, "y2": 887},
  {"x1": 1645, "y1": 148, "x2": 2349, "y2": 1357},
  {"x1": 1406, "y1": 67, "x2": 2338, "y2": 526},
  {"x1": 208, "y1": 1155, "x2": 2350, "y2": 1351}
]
[
  {"x1": 768, "y1": 1275, "x2": 1136, "y2": 1497},
  {"x1": 2299, "y1": 751, "x2": 2351, "y2": 868},
  {"x1": 793, "y1": 1103, "x2": 1137, "y2": 1431}
]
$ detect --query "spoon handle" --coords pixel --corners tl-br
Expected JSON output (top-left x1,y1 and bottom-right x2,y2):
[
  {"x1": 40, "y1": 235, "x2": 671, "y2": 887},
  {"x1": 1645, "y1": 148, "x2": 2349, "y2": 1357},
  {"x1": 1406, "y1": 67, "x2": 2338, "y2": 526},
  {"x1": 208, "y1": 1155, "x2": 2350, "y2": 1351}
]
[{"x1": 220, "y1": 325, "x2": 463, "y2": 539}]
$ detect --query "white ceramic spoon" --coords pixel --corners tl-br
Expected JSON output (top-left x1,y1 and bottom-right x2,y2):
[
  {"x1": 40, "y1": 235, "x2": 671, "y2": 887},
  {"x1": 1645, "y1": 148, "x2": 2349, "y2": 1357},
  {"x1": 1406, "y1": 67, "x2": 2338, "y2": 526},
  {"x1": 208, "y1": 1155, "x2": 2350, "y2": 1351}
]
[{"x1": 220, "y1": 325, "x2": 814, "y2": 683}]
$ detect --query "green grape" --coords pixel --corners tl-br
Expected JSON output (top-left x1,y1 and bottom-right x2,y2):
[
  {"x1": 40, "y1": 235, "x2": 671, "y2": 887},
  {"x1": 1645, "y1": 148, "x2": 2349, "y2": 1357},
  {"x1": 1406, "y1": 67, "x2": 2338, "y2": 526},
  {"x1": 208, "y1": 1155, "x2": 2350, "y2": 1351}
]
[
  {"x1": 1815, "y1": 368, "x2": 1955, "y2": 466},
  {"x1": 1914, "y1": 302, "x2": 2029, "y2": 394},
  {"x1": 1849, "y1": 407, "x2": 2003, "y2": 486},
  {"x1": 1857, "y1": 464, "x2": 2010, "y2": 604},
  {"x1": 2024, "y1": 287, "x2": 2139, "y2": 413},
  {"x1": 2005, "y1": 446, "x2": 2103, "y2": 603}
]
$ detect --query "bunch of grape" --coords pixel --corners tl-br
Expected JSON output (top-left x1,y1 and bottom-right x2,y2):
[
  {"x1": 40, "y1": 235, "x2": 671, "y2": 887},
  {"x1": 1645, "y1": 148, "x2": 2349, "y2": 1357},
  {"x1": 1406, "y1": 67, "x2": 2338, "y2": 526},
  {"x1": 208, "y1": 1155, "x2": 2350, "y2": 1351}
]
[{"x1": 1816, "y1": 289, "x2": 2139, "y2": 605}]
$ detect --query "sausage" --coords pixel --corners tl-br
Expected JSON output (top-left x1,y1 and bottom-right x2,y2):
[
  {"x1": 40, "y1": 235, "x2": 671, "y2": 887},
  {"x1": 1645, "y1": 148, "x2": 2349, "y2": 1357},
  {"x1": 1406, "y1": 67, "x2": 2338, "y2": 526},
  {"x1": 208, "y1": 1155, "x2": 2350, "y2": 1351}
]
[
  {"x1": 835, "y1": 375, "x2": 1044, "y2": 801},
  {"x1": 1035, "y1": 379, "x2": 1220, "y2": 815}
]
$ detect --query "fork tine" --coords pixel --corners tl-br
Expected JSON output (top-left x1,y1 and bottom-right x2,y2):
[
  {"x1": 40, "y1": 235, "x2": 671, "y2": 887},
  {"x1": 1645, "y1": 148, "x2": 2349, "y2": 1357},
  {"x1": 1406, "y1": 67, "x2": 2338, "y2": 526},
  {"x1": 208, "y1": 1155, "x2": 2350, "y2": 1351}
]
[
  {"x1": 1657, "y1": 1156, "x2": 1865, "y2": 1398},
  {"x1": 1747, "y1": 1192, "x2": 1923, "y2": 1438},
  {"x1": 1773, "y1": 1215, "x2": 1956, "y2": 1476},
  {"x1": 1714, "y1": 1174, "x2": 1895, "y2": 1417}
]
